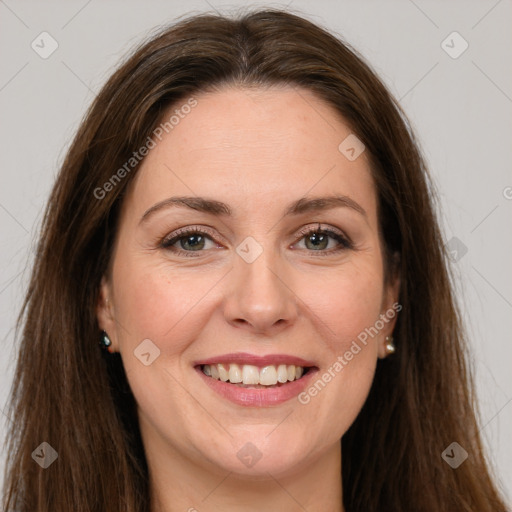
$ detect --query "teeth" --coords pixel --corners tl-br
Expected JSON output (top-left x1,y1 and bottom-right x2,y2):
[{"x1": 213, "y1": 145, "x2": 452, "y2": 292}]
[
  {"x1": 242, "y1": 365, "x2": 260, "y2": 385},
  {"x1": 260, "y1": 365, "x2": 278, "y2": 385},
  {"x1": 201, "y1": 363, "x2": 307, "y2": 385},
  {"x1": 277, "y1": 364, "x2": 288, "y2": 383},
  {"x1": 218, "y1": 363, "x2": 229, "y2": 382},
  {"x1": 228, "y1": 363, "x2": 242, "y2": 383}
]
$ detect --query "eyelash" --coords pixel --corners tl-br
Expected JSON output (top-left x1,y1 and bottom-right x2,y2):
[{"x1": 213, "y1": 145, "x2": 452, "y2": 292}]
[{"x1": 160, "y1": 224, "x2": 353, "y2": 258}]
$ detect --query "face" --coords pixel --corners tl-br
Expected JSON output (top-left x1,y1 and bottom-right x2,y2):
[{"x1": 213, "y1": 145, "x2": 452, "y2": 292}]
[{"x1": 97, "y1": 85, "x2": 399, "y2": 479}]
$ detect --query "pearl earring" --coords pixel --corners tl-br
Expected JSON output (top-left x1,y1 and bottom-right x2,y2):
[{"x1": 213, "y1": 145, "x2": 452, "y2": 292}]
[{"x1": 385, "y1": 335, "x2": 395, "y2": 355}]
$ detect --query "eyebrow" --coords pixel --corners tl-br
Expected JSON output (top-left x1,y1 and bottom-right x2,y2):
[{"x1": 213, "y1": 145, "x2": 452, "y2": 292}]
[{"x1": 139, "y1": 194, "x2": 367, "y2": 225}]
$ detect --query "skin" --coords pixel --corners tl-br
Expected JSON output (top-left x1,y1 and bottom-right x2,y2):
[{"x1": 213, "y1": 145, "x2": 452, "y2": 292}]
[{"x1": 97, "y1": 85, "x2": 400, "y2": 512}]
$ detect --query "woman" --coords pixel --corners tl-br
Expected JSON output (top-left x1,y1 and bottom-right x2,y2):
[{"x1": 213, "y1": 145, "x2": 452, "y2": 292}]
[{"x1": 2, "y1": 8, "x2": 508, "y2": 512}]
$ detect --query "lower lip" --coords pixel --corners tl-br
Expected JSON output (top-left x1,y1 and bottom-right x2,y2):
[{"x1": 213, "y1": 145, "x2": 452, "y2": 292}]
[{"x1": 195, "y1": 366, "x2": 319, "y2": 407}]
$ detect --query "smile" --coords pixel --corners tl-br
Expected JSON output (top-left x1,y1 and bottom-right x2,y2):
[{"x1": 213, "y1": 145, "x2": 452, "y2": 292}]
[
  {"x1": 201, "y1": 363, "x2": 308, "y2": 387},
  {"x1": 194, "y1": 353, "x2": 319, "y2": 406}
]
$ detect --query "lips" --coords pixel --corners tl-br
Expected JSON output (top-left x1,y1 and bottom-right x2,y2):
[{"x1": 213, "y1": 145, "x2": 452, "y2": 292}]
[
  {"x1": 193, "y1": 352, "x2": 319, "y2": 406},
  {"x1": 193, "y1": 352, "x2": 317, "y2": 368}
]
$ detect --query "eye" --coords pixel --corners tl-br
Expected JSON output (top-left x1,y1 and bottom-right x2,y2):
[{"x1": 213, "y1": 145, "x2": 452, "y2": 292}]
[
  {"x1": 160, "y1": 223, "x2": 352, "y2": 258},
  {"x1": 161, "y1": 226, "x2": 220, "y2": 257},
  {"x1": 293, "y1": 224, "x2": 352, "y2": 256}
]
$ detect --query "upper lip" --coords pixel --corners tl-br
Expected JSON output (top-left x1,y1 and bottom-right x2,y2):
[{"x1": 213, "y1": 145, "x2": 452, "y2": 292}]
[{"x1": 193, "y1": 352, "x2": 317, "y2": 368}]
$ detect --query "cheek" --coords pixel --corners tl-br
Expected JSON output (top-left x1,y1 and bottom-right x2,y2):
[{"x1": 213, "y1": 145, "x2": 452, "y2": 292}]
[
  {"x1": 112, "y1": 262, "x2": 216, "y2": 346},
  {"x1": 110, "y1": 264, "x2": 213, "y2": 446},
  {"x1": 294, "y1": 263, "x2": 383, "y2": 433},
  {"x1": 301, "y1": 262, "x2": 384, "y2": 352}
]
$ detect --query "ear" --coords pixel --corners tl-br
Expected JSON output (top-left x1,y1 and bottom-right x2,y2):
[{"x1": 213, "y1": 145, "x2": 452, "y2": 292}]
[
  {"x1": 377, "y1": 257, "x2": 401, "y2": 359},
  {"x1": 96, "y1": 275, "x2": 118, "y2": 352}
]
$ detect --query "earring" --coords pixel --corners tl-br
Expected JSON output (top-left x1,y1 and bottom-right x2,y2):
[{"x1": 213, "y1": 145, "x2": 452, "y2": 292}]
[
  {"x1": 100, "y1": 330, "x2": 112, "y2": 351},
  {"x1": 385, "y1": 335, "x2": 395, "y2": 355}
]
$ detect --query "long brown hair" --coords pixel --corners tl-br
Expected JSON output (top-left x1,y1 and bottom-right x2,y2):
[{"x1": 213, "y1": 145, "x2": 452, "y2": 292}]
[{"x1": 2, "y1": 8, "x2": 508, "y2": 511}]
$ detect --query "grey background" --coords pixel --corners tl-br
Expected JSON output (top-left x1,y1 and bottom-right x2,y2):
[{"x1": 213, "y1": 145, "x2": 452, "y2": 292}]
[{"x1": 1, "y1": 0, "x2": 511, "y2": 504}]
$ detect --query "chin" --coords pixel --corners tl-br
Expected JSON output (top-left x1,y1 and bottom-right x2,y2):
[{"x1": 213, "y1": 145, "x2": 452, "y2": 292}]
[{"x1": 195, "y1": 429, "x2": 315, "y2": 478}]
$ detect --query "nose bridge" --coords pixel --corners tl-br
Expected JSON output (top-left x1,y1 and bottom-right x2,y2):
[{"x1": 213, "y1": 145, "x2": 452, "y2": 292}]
[{"x1": 225, "y1": 234, "x2": 297, "y2": 333}]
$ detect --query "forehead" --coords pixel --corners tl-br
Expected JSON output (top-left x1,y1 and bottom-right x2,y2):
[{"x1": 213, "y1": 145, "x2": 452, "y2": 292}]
[{"x1": 123, "y1": 85, "x2": 377, "y2": 224}]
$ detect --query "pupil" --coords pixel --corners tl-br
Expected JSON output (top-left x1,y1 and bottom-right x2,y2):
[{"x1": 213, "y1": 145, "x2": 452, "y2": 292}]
[
  {"x1": 182, "y1": 234, "x2": 204, "y2": 250},
  {"x1": 307, "y1": 233, "x2": 327, "y2": 250}
]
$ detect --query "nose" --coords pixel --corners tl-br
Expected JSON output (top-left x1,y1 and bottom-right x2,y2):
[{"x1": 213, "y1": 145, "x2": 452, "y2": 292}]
[{"x1": 223, "y1": 246, "x2": 299, "y2": 335}]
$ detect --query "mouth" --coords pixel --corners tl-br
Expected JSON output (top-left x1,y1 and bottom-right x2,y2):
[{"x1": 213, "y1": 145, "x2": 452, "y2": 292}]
[
  {"x1": 193, "y1": 353, "x2": 319, "y2": 406},
  {"x1": 198, "y1": 363, "x2": 312, "y2": 388}
]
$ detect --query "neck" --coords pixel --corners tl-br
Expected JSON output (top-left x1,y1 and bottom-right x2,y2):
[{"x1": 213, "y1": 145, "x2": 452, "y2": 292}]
[{"x1": 145, "y1": 430, "x2": 344, "y2": 512}]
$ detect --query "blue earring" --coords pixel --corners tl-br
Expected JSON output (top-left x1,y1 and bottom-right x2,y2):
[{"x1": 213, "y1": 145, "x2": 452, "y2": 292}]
[{"x1": 100, "y1": 330, "x2": 112, "y2": 350}]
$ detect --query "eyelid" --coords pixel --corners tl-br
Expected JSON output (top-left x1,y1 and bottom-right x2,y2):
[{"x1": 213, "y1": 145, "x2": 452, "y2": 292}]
[{"x1": 161, "y1": 224, "x2": 220, "y2": 247}]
